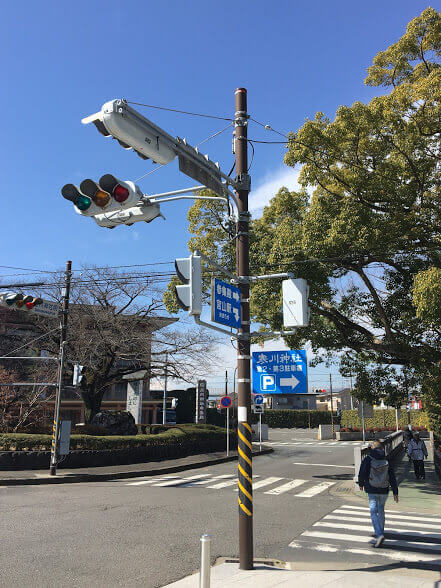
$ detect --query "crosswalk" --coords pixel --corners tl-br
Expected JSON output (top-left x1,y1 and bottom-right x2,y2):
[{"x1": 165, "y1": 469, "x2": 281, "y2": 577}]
[
  {"x1": 265, "y1": 441, "x2": 362, "y2": 447},
  {"x1": 123, "y1": 473, "x2": 335, "y2": 498},
  {"x1": 289, "y1": 504, "x2": 441, "y2": 564}
]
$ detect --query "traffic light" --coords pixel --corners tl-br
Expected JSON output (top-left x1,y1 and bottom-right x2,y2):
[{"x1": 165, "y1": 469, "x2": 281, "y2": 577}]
[
  {"x1": 174, "y1": 254, "x2": 202, "y2": 316},
  {"x1": 0, "y1": 292, "x2": 58, "y2": 317},
  {"x1": 61, "y1": 174, "x2": 162, "y2": 228},
  {"x1": 81, "y1": 99, "x2": 177, "y2": 165}
]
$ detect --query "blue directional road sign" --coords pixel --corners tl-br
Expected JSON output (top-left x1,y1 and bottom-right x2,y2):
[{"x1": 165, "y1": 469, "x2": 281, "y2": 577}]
[
  {"x1": 253, "y1": 394, "x2": 264, "y2": 405},
  {"x1": 211, "y1": 278, "x2": 241, "y2": 329},
  {"x1": 252, "y1": 350, "x2": 308, "y2": 395}
]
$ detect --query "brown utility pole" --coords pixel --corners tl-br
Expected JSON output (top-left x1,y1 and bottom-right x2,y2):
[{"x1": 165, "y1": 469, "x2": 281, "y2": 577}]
[
  {"x1": 50, "y1": 260, "x2": 72, "y2": 475},
  {"x1": 234, "y1": 87, "x2": 253, "y2": 570}
]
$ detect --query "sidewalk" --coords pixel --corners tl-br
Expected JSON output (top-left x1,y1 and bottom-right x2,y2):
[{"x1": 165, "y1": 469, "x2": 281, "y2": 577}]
[
  {"x1": 350, "y1": 447, "x2": 441, "y2": 514},
  {"x1": 0, "y1": 446, "x2": 272, "y2": 486},
  {"x1": 165, "y1": 561, "x2": 438, "y2": 587},
  {"x1": 166, "y1": 450, "x2": 441, "y2": 587},
  {"x1": 392, "y1": 448, "x2": 441, "y2": 513}
]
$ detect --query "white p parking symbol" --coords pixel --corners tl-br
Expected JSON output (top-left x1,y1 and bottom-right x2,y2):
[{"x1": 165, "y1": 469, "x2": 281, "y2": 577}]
[{"x1": 260, "y1": 374, "x2": 276, "y2": 392}]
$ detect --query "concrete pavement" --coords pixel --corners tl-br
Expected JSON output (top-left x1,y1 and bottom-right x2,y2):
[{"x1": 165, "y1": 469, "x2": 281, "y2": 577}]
[
  {"x1": 165, "y1": 561, "x2": 439, "y2": 587},
  {"x1": 0, "y1": 447, "x2": 272, "y2": 485},
  {"x1": 1, "y1": 428, "x2": 439, "y2": 587}
]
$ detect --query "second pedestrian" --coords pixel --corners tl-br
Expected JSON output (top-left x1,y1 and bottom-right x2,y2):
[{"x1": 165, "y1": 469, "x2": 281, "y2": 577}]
[{"x1": 407, "y1": 431, "x2": 428, "y2": 480}]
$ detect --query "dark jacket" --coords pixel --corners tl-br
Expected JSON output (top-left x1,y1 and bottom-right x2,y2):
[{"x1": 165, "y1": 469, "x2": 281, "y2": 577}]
[{"x1": 358, "y1": 448, "x2": 398, "y2": 495}]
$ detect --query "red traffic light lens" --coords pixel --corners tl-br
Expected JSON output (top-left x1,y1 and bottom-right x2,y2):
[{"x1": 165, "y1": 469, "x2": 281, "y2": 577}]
[{"x1": 113, "y1": 184, "x2": 129, "y2": 202}]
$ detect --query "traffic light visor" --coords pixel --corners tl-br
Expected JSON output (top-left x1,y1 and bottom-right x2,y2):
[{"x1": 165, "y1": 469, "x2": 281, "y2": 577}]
[
  {"x1": 62, "y1": 184, "x2": 92, "y2": 211},
  {"x1": 99, "y1": 174, "x2": 130, "y2": 203}
]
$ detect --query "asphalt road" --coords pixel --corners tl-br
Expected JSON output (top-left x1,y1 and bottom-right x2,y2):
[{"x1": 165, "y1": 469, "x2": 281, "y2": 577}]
[{"x1": 1, "y1": 429, "x2": 438, "y2": 587}]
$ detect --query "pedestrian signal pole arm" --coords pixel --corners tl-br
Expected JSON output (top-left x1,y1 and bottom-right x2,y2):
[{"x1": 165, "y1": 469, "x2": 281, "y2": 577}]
[{"x1": 194, "y1": 315, "x2": 235, "y2": 337}]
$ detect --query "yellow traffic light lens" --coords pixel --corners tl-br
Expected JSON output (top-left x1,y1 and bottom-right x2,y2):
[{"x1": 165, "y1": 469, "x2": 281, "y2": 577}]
[{"x1": 93, "y1": 190, "x2": 110, "y2": 208}]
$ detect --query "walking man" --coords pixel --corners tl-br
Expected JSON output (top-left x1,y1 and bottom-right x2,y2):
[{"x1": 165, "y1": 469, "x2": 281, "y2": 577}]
[
  {"x1": 358, "y1": 440, "x2": 399, "y2": 548},
  {"x1": 407, "y1": 431, "x2": 428, "y2": 479}
]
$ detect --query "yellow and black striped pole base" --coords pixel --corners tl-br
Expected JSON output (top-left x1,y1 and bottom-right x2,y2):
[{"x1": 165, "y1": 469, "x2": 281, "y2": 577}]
[
  {"x1": 50, "y1": 418, "x2": 57, "y2": 475},
  {"x1": 238, "y1": 420, "x2": 253, "y2": 568},
  {"x1": 238, "y1": 421, "x2": 253, "y2": 516},
  {"x1": 238, "y1": 420, "x2": 253, "y2": 565}
]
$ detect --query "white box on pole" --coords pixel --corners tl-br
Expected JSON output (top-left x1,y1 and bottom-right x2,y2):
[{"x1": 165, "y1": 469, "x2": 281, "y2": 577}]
[
  {"x1": 59, "y1": 420, "x2": 71, "y2": 455},
  {"x1": 282, "y1": 278, "x2": 309, "y2": 328}
]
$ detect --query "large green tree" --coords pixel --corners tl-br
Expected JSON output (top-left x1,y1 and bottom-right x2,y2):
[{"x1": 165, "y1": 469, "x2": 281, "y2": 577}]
[{"x1": 165, "y1": 9, "x2": 441, "y2": 418}]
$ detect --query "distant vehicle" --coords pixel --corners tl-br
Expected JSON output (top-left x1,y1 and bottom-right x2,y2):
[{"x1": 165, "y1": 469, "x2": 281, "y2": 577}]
[{"x1": 157, "y1": 409, "x2": 176, "y2": 425}]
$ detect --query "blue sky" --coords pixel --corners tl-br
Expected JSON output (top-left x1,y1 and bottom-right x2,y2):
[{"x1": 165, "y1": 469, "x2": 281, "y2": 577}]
[{"x1": 1, "y1": 0, "x2": 434, "y2": 391}]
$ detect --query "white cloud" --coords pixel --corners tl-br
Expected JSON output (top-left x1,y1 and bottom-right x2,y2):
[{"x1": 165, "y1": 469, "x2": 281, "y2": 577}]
[{"x1": 249, "y1": 166, "x2": 302, "y2": 214}]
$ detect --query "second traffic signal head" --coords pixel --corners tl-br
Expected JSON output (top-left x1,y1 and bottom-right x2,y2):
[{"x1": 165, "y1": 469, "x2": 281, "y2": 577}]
[
  {"x1": 61, "y1": 174, "x2": 144, "y2": 219},
  {"x1": 174, "y1": 254, "x2": 202, "y2": 316},
  {"x1": 0, "y1": 292, "x2": 43, "y2": 311}
]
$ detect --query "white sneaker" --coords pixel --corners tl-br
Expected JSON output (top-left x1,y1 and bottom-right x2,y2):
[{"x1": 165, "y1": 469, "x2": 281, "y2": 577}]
[{"x1": 374, "y1": 535, "x2": 384, "y2": 548}]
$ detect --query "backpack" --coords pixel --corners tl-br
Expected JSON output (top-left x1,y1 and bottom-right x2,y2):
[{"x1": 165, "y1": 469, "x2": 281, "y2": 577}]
[{"x1": 369, "y1": 457, "x2": 389, "y2": 488}]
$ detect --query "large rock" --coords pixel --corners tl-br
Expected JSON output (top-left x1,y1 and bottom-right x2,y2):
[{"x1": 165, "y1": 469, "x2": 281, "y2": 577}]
[{"x1": 90, "y1": 410, "x2": 138, "y2": 436}]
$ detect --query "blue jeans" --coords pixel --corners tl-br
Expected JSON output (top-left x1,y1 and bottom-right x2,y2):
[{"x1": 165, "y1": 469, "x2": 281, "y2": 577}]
[{"x1": 368, "y1": 493, "x2": 388, "y2": 537}]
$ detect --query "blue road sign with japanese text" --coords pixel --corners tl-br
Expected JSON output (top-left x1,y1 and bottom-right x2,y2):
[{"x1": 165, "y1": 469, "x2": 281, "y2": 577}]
[
  {"x1": 211, "y1": 278, "x2": 241, "y2": 329},
  {"x1": 252, "y1": 350, "x2": 308, "y2": 394}
]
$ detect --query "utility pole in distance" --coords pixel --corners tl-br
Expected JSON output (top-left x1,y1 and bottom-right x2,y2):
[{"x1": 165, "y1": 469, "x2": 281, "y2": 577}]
[
  {"x1": 235, "y1": 87, "x2": 253, "y2": 570},
  {"x1": 50, "y1": 260, "x2": 72, "y2": 476},
  {"x1": 329, "y1": 373, "x2": 335, "y2": 440},
  {"x1": 162, "y1": 352, "x2": 168, "y2": 425}
]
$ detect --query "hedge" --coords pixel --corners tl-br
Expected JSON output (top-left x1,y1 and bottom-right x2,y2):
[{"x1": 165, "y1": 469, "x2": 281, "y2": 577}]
[
  {"x1": 0, "y1": 424, "x2": 236, "y2": 453},
  {"x1": 253, "y1": 409, "x2": 337, "y2": 428},
  {"x1": 340, "y1": 409, "x2": 429, "y2": 430},
  {"x1": 207, "y1": 408, "x2": 337, "y2": 429}
]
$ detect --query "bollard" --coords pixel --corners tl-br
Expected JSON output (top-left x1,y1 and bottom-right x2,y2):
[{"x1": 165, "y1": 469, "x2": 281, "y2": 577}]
[{"x1": 200, "y1": 533, "x2": 211, "y2": 588}]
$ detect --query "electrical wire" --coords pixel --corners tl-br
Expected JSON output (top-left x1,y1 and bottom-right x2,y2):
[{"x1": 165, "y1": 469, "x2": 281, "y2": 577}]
[
  {"x1": 133, "y1": 165, "x2": 165, "y2": 183},
  {"x1": 0, "y1": 261, "x2": 175, "y2": 277},
  {"x1": 1, "y1": 327, "x2": 61, "y2": 358},
  {"x1": 126, "y1": 100, "x2": 233, "y2": 122},
  {"x1": 134, "y1": 122, "x2": 233, "y2": 183},
  {"x1": 246, "y1": 138, "x2": 292, "y2": 145},
  {"x1": 196, "y1": 122, "x2": 233, "y2": 147},
  {"x1": 247, "y1": 140, "x2": 255, "y2": 172},
  {"x1": 250, "y1": 117, "x2": 288, "y2": 138}
]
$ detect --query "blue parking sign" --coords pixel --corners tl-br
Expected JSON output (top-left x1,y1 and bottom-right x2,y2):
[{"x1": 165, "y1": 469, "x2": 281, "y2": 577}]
[{"x1": 252, "y1": 350, "x2": 308, "y2": 394}]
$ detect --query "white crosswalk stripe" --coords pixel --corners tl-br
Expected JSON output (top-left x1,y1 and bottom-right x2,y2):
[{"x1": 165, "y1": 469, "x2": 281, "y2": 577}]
[
  {"x1": 125, "y1": 473, "x2": 336, "y2": 497},
  {"x1": 153, "y1": 473, "x2": 212, "y2": 487},
  {"x1": 289, "y1": 503, "x2": 441, "y2": 565},
  {"x1": 207, "y1": 477, "x2": 238, "y2": 489},
  {"x1": 265, "y1": 441, "x2": 361, "y2": 447},
  {"x1": 252, "y1": 476, "x2": 283, "y2": 489},
  {"x1": 264, "y1": 479, "x2": 306, "y2": 495},
  {"x1": 295, "y1": 481, "x2": 335, "y2": 497}
]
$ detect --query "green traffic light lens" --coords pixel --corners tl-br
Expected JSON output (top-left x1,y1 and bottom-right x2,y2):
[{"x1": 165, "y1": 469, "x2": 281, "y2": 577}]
[{"x1": 76, "y1": 195, "x2": 92, "y2": 211}]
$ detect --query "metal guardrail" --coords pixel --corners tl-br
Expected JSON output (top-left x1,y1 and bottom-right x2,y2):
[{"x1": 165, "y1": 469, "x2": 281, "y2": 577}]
[{"x1": 353, "y1": 431, "x2": 403, "y2": 490}]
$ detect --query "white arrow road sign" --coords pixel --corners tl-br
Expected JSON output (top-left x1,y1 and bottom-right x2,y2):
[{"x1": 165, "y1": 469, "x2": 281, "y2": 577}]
[
  {"x1": 232, "y1": 291, "x2": 240, "y2": 302},
  {"x1": 280, "y1": 375, "x2": 299, "y2": 390}
]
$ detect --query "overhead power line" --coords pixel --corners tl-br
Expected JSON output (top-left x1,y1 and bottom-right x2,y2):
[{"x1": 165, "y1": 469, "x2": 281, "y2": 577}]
[{"x1": 126, "y1": 100, "x2": 233, "y2": 122}]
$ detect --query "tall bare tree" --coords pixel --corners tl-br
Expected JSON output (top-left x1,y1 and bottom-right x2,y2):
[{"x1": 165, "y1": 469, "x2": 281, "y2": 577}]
[{"x1": 1, "y1": 266, "x2": 219, "y2": 422}]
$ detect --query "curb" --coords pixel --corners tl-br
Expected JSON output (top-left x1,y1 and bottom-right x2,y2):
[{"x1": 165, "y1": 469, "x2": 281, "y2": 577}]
[{"x1": 0, "y1": 447, "x2": 273, "y2": 486}]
